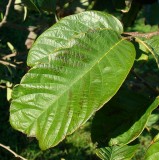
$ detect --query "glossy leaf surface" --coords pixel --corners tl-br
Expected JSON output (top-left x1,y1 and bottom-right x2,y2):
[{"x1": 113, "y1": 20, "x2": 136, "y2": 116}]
[
  {"x1": 96, "y1": 144, "x2": 139, "y2": 160},
  {"x1": 27, "y1": 11, "x2": 123, "y2": 66},
  {"x1": 10, "y1": 27, "x2": 135, "y2": 150},
  {"x1": 91, "y1": 89, "x2": 159, "y2": 147}
]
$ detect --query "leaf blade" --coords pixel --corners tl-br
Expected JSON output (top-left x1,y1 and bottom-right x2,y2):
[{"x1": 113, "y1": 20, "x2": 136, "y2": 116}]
[{"x1": 10, "y1": 29, "x2": 135, "y2": 150}]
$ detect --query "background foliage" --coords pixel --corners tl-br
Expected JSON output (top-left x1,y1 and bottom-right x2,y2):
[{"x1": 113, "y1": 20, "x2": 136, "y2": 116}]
[{"x1": 0, "y1": 0, "x2": 159, "y2": 159}]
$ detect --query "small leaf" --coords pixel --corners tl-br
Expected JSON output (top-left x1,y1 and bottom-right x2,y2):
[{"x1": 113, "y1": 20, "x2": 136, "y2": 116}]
[
  {"x1": 146, "y1": 113, "x2": 159, "y2": 128},
  {"x1": 145, "y1": 141, "x2": 159, "y2": 160},
  {"x1": 27, "y1": 11, "x2": 123, "y2": 67},
  {"x1": 91, "y1": 89, "x2": 159, "y2": 147},
  {"x1": 144, "y1": 35, "x2": 159, "y2": 68},
  {"x1": 96, "y1": 144, "x2": 139, "y2": 160},
  {"x1": 122, "y1": 0, "x2": 133, "y2": 13},
  {"x1": 10, "y1": 28, "x2": 135, "y2": 150},
  {"x1": 153, "y1": 133, "x2": 159, "y2": 143},
  {"x1": 133, "y1": 38, "x2": 149, "y2": 61}
]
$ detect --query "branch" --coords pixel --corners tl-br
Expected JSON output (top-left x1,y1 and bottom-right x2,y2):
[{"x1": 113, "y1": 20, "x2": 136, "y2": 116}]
[
  {"x1": 2, "y1": 52, "x2": 16, "y2": 60},
  {"x1": 0, "y1": 0, "x2": 13, "y2": 27},
  {"x1": 0, "y1": 60, "x2": 16, "y2": 67},
  {"x1": 123, "y1": 31, "x2": 159, "y2": 39},
  {"x1": 0, "y1": 143, "x2": 27, "y2": 160},
  {"x1": 0, "y1": 85, "x2": 7, "y2": 89}
]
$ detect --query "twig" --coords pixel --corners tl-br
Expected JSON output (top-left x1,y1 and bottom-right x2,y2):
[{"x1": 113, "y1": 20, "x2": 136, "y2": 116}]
[
  {"x1": 123, "y1": 31, "x2": 159, "y2": 39},
  {"x1": 0, "y1": 85, "x2": 7, "y2": 89},
  {"x1": 2, "y1": 52, "x2": 16, "y2": 60},
  {"x1": 0, "y1": 60, "x2": 16, "y2": 67},
  {"x1": 0, "y1": 85, "x2": 12, "y2": 89},
  {"x1": 0, "y1": 0, "x2": 13, "y2": 27},
  {"x1": 0, "y1": 143, "x2": 27, "y2": 160}
]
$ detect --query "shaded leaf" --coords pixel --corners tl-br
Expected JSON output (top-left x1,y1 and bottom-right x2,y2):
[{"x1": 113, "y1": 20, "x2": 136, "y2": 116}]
[
  {"x1": 10, "y1": 28, "x2": 135, "y2": 150},
  {"x1": 27, "y1": 11, "x2": 123, "y2": 67},
  {"x1": 96, "y1": 144, "x2": 139, "y2": 160},
  {"x1": 132, "y1": 38, "x2": 149, "y2": 61},
  {"x1": 145, "y1": 141, "x2": 159, "y2": 160},
  {"x1": 91, "y1": 88, "x2": 159, "y2": 147}
]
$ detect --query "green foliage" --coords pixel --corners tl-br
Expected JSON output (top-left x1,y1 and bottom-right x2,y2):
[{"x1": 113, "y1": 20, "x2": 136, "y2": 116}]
[
  {"x1": 10, "y1": 11, "x2": 135, "y2": 150},
  {"x1": 145, "y1": 141, "x2": 159, "y2": 160},
  {"x1": 96, "y1": 144, "x2": 139, "y2": 160},
  {"x1": 0, "y1": 0, "x2": 159, "y2": 159}
]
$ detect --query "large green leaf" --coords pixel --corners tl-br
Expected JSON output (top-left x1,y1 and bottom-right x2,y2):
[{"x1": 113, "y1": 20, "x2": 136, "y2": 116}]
[
  {"x1": 27, "y1": 11, "x2": 123, "y2": 67},
  {"x1": 91, "y1": 89, "x2": 159, "y2": 147},
  {"x1": 145, "y1": 141, "x2": 159, "y2": 160},
  {"x1": 96, "y1": 144, "x2": 139, "y2": 160},
  {"x1": 10, "y1": 28, "x2": 135, "y2": 150}
]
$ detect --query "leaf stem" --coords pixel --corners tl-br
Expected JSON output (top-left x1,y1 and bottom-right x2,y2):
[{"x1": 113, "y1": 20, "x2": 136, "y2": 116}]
[
  {"x1": 0, "y1": 143, "x2": 27, "y2": 160},
  {"x1": 123, "y1": 31, "x2": 159, "y2": 39},
  {"x1": 0, "y1": 60, "x2": 16, "y2": 67}
]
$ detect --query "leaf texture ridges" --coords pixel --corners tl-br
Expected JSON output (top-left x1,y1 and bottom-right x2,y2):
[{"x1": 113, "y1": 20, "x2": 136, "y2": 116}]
[{"x1": 27, "y1": 11, "x2": 123, "y2": 67}]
